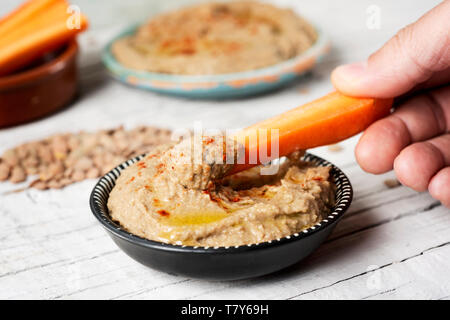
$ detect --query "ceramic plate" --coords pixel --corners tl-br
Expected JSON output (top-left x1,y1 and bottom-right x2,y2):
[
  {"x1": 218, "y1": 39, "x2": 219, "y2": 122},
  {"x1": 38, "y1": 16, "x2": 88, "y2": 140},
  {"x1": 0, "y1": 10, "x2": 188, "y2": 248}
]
[{"x1": 102, "y1": 25, "x2": 330, "y2": 99}]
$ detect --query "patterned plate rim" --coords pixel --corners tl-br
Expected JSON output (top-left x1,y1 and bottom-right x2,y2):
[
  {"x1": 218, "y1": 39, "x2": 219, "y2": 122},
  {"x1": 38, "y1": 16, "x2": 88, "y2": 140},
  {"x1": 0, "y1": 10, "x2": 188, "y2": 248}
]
[{"x1": 89, "y1": 153, "x2": 353, "y2": 253}]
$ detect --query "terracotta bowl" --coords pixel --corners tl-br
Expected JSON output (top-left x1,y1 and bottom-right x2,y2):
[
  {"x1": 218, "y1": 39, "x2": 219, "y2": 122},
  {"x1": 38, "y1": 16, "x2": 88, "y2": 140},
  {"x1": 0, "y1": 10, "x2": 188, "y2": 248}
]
[
  {"x1": 90, "y1": 153, "x2": 353, "y2": 280},
  {"x1": 0, "y1": 41, "x2": 78, "y2": 128}
]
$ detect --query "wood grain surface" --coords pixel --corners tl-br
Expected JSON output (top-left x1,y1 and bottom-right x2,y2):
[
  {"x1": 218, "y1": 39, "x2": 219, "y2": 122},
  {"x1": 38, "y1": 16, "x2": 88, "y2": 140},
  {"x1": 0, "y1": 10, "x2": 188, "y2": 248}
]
[{"x1": 0, "y1": 0, "x2": 448, "y2": 299}]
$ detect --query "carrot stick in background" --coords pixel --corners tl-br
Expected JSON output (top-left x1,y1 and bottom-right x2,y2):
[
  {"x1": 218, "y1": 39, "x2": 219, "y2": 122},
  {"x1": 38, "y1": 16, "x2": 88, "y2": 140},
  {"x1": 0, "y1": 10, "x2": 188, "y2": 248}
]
[
  {"x1": 0, "y1": 14, "x2": 88, "y2": 75},
  {"x1": 0, "y1": 0, "x2": 69, "y2": 46},
  {"x1": 229, "y1": 91, "x2": 393, "y2": 175},
  {"x1": 0, "y1": 0, "x2": 88, "y2": 76},
  {"x1": 0, "y1": 0, "x2": 59, "y2": 39}
]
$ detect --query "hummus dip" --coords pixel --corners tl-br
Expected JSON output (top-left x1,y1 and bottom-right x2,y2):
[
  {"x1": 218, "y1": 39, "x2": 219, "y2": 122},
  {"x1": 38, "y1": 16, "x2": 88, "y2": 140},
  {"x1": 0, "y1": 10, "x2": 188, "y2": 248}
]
[
  {"x1": 112, "y1": 1, "x2": 318, "y2": 74},
  {"x1": 108, "y1": 137, "x2": 335, "y2": 247}
]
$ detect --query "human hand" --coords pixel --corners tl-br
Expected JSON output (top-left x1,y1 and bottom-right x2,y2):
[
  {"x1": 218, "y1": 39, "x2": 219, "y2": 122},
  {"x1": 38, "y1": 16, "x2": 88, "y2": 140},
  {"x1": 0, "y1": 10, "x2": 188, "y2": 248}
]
[{"x1": 331, "y1": 1, "x2": 450, "y2": 207}]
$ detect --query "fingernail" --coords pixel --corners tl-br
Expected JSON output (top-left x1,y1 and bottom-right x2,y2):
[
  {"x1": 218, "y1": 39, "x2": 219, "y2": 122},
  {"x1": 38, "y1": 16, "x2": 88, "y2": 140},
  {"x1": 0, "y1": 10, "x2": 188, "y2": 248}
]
[{"x1": 334, "y1": 61, "x2": 368, "y2": 82}]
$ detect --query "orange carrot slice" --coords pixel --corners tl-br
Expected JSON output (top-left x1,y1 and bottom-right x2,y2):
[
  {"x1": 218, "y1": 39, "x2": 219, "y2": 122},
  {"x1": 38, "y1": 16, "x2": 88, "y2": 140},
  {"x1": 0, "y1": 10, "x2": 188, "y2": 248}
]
[
  {"x1": 229, "y1": 91, "x2": 393, "y2": 174},
  {"x1": 0, "y1": 0, "x2": 69, "y2": 46},
  {"x1": 0, "y1": 1, "x2": 88, "y2": 75},
  {"x1": 0, "y1": 0, "x2": 60, "y2": 39},
  {"x1": 0, "y1": 15, "x2": 88, "y2": 75}
]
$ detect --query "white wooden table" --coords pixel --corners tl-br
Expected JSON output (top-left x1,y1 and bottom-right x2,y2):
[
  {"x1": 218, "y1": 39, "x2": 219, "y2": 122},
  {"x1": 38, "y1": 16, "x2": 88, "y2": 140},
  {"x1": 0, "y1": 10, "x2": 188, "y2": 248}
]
[{"x1": 1, "y1": 0, "x2": 448, "y2": 300}]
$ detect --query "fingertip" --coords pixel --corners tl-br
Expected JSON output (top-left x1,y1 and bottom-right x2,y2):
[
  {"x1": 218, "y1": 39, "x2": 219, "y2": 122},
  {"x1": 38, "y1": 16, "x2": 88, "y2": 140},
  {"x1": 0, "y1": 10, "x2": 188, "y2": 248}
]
[
  {"x1": 428, "y1": 167, "x2": 450, "y2": 208},
  {"x1": 355, "y1": 134, "x2": 387, "y2": 174},
  {"x1": 355, "y1": 117, "x2": 410, "y2": 174},
  {"x1": 331, "y1": 62, "x2": 367, "y2": 96},
  {"x1": 394, "y1": 142, "x2": 445, "y2": 192},
  {"x1": 393, "y1": 150, "x2": 421, "y2": 191},
  {"x1": 331, "y1": 62, "x2": 408, "y2": 98}
]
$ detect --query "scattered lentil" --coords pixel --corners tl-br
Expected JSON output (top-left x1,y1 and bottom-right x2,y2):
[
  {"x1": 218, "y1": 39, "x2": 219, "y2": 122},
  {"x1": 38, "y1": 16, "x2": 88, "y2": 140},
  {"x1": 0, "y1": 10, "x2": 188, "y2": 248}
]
[{"x1": 0, "y1": 126, "x2": 172, "y2": 190}]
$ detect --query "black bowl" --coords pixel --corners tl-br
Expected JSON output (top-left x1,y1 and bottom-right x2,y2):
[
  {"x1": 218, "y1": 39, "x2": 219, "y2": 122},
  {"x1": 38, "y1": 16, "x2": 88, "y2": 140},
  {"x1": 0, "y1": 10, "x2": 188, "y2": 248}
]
[{"x1": 90, "y1": 153, "x2": 352, "y2": 280}]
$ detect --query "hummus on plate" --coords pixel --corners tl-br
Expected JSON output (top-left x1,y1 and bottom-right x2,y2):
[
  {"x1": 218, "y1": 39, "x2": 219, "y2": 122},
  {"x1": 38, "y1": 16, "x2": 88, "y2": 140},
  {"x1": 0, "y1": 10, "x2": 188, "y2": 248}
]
[
  {"x1": 112, "y1": 1, "x2": 318, "y2": 74},
  {"x1": 107, "y1": 136, "x2": 335, "y2": 247}
]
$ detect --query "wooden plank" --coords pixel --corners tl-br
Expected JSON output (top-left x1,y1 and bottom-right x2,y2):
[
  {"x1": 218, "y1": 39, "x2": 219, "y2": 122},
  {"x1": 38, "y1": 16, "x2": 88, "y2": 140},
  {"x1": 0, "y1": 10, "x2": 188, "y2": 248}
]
[
  {"x1": 40, "y1": 203, "x2": 447, "y2": 300},
  {"x1": 1, "y1": 183, "x2": 446, "y2": 299},
  {"x1": 0, "y1": 132, "x2": 446, "y2": 300},
  {"x1": 295, "y1": 242, "x2": 450, "y2": 299},
  {"x1": 0, "y1": 0, "x2": 446, "y2": 300}
]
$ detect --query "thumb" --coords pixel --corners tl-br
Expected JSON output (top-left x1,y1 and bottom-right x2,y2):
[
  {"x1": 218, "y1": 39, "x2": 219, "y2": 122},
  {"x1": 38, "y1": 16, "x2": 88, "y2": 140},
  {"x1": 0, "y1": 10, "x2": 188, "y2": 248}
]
[{"x1": 331, "y1": 1, "x2": 450, "y2": 98}]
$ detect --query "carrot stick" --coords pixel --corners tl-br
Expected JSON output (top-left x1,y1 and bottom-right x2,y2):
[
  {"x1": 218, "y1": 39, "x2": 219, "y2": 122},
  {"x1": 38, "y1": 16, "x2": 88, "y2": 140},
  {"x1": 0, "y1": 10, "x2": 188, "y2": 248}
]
[
  {"x1": 0, "y1": 13, "x2": 88, "y2": 75},
  {"x1": 0, "y1": 0, "x2": 69, "y2": 46},
  {"x1": 0, "y1": 0, "x2": 60, "y2": 39},
  {"x1": 229, "y1": 91, "x2": 393, "y2": 175}
]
